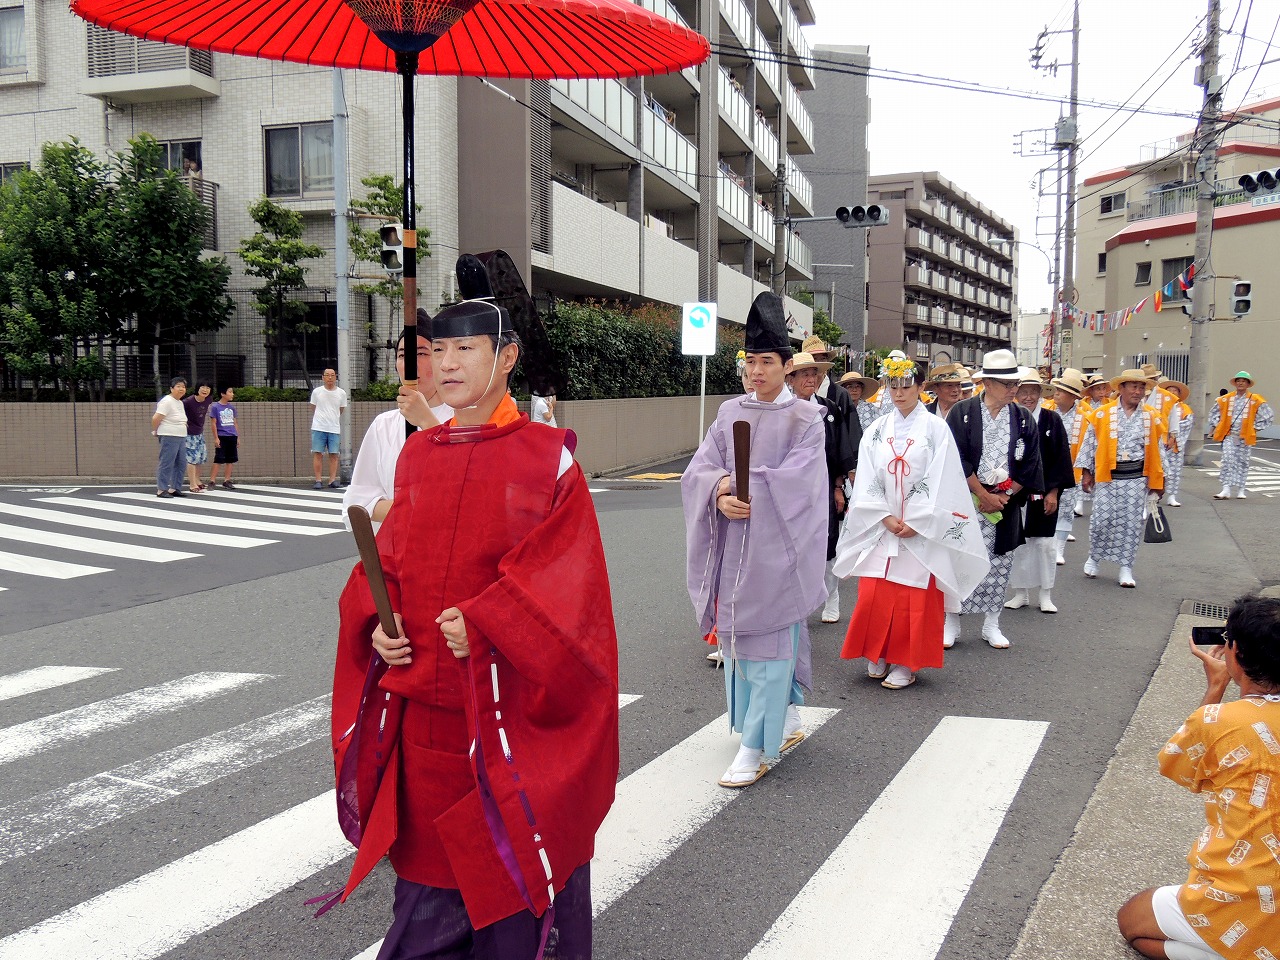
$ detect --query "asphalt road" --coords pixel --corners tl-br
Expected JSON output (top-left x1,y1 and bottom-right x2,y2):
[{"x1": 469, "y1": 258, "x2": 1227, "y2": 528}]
[{"x1": 0, "y1": 461, "x2": 1270, "y2": 959}]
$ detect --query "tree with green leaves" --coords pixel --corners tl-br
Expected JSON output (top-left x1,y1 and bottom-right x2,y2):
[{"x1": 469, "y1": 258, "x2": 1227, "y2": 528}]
[
  {"x1": 0, "y1": 140, "x2": 114, "y2": 398},
  {"x1": 348, "y1": 175, "x2": 430, "y2": 372},
  {"x1": 240, "y1": 197, "x2": 324, "y2": 388},
  {"x1": 111, "y1": 134, "x2": 233, "y2": 394}
]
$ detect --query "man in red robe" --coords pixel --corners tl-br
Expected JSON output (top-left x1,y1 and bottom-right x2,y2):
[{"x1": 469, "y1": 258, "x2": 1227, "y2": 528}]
[{"x1": 331, "y1": 298, "x2": 619, "y2": 960}]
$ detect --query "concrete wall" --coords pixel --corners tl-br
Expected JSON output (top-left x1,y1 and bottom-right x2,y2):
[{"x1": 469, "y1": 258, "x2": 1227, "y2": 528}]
[{"x1": 0, "y1": 396, "x2": 736, "y2": 480}]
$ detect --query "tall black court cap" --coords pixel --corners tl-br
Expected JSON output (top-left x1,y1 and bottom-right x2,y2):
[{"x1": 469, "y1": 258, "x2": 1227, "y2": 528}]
[{"x1": 431, "y1": 299, "x2": 512, "y2": 340}]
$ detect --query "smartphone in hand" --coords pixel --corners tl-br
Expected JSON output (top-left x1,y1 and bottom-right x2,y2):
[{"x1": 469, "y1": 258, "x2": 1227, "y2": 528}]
[{"x1": 1192, "y1": 625, "x2": 1227, "y2": 646}]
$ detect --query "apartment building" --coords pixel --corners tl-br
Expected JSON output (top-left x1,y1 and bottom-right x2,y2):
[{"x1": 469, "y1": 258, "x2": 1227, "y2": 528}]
[
  {"x1": 0, "y1": 0, "x2": 815, "y2": 389},
  {"x1": 864, "y1": 172, "x2": 1017, "y2": 368},
  {"x1": 796, "y1": 43, "x2": 870, "y2": 350},
  {"x1": 1071, "y1": 95, "x2": 1280, "y2": 401}
]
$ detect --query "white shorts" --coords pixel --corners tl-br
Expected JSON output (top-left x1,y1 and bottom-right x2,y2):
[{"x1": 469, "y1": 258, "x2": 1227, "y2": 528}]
[{"x1": 1151, "y1": 885, "x2": 1226, "y2": 960}]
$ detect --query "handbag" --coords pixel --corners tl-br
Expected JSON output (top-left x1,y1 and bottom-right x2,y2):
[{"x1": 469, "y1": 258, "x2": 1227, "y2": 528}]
[{"x1": 1144, "y1": 494, "x2": 1172, "y2": 544}]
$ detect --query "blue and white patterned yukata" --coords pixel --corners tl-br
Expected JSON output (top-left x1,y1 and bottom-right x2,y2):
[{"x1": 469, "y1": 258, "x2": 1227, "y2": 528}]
[
  {"x1": 960, "y1": 402, "x2": 1015, "y2": 614},
  {"x1": 1209, "y1": 393, "x2": 1274, "y2": 490}
]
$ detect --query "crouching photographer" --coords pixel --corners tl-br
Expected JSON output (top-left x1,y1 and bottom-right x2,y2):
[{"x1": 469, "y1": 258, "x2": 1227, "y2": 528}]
[{"x1": 1117, "y1": 594, "x2": 1280, "y2": 960}]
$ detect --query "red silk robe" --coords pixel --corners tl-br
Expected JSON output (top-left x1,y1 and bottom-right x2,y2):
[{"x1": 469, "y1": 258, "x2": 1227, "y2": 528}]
[{"x1": 331, "y1": 408, "x2": 619, "y2": 929}]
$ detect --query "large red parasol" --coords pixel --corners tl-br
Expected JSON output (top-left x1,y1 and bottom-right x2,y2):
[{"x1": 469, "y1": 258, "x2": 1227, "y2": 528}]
[{"x1": 70, "y1": 0, "x2": 709, "y2": 389}]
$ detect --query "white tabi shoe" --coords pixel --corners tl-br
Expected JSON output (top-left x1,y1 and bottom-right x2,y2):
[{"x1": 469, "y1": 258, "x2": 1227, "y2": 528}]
[
  {"x1": 1066, "y1": 534, "x2": 1076, "y2": 542},
  {"x1": 781, "y1": 705, "x2": 805, "y2": 752},
  {"x1": 982, "y1": 614, "x2": 1011, "y2": 649},
  {"x1": 1039, "y1": 591, "x2": 1058, "y2": 614},
  {"x1": 1074, "y1": 502, "x2": 1085, "y2": 517},
  {"x1": 1236, "y1": 488, "x2": 1248, "y2": 499},
  {"x1": 1166, "y1": 496, "x2": 1181, "y2": 507},
  {"x1": 866, "y1": 657, "x2": 888, "y2": 680},
  {"x1": 881, "y1": 665, "x2": 917, "y2": 690},
  {"x1": 718, "y1": 745, "x2": 767, "y2": 788},
  {"x1": 820, "y1": 594, "x2": 840, "y2": 624},
  {"x1": 1083, "y1": 557, "x2": 1099, "y2": 578},
  {"x1": 1214, "y1": 486, "x2": 1231, "y2": 500},
  {"x1": 706, "y1": 648, "x2": 724, "y2": 668},
  {"x1": 1119, "y1": 566, "x2": 1137, "y2": 588},
  {"x1": 1004, "y1": 590, "x2": 1030, "y2": 610},
  {"x1": 1054, "y1": 541, "x2": 1066, "y2": 566},
  {"x1": 943, "y1": 613, "x2": 960, "y2": 649}
]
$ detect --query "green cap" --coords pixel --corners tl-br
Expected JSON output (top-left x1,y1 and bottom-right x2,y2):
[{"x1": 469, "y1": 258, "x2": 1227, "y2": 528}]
[{"x1": 1234, "y1": 370, "x2": 1254, "y2": 382}]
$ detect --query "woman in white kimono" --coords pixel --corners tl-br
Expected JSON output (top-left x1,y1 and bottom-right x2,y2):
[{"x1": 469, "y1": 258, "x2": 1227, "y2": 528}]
[{"x1": 833, "y1": 358, "x2": 991, "y2": 690}]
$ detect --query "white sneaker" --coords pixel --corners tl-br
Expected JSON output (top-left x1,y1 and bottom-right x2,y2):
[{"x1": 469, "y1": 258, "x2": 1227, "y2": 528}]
[
  {"x1": 1166, "y1": 497, "x2": 1181, "y2": 507},
  {"x1": 1074, "y1": 502, "x2": 1085, "y2": 516},
  {"x1": 866, "y1": 657, "x2": 888, "y2": 680},
  {"x1": 1054, "y1": 542, "x2": 1066, "y2": 566},
  {"x1": 982, "y1": 615, "x2": 1011, "y2": 649},
  {"x1": 1083, "y1": 557, "x2": 1098, "y2": 578},
  {"x1": 943, "y1": 613, "x2": 960, "y2": 649},
  {"x1": 1119, "y1": 566, "x2": 1136, "y2": 588},
  {"x1": 1004, "y1": 590, "x2": 1029, "y2": 610},
  {"x1": 1039, "y1": 591, "x2": 1058, "y2": 613},
  {"x1": 706, "y1": 648, "x2": 724, "y2": 665},
  {"x1": 881, "y1": 665, "x2": 916, "y2": 690},
  {"x1": 1215, "y1": 486, "x2": 1231, "y2": 500},
  {"x1": 1066, "y1": 534, "x2": 1076, "y2": 542},
  {"x1": 1236, "y1": 489, "x2": 1248, "y2": 500},
  {"x1": 821, "y1": 594, "x2": 840, "y2": 623}
]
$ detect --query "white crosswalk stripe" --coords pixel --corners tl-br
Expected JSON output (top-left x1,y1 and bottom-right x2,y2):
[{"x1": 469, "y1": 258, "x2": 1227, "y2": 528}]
[
  {"x1": 0, "y1": 521, "x2": 201, "y2": 563},
  {"x1": 0, "y1": 550, "x2": 109, "y2": 579},
  {"x1": 105, "y1": 491, "x2": 346, "y2": 524},
  {"x1": 0, "y1": 501, "x2": 277, "y2": 548},
  {"x1": 38, "y1": 496, "x2": 340, "y2": 535},
  {"x1": 0, "y1": 666, "x2": 1049, "y2": 960}
]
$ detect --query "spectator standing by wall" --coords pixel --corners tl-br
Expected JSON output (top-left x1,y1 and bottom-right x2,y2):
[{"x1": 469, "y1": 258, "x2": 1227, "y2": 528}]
[
  {"x1": 151, "y1": 377, "x2": 188, "y2": 499},
  {"x1": 182, "y1": 382, "x2": 214, "y2": 492},
  {"x1": 310, "y1": 367, "x2": 347, "y2": 489},
  {"x1": 529, "y1": 392, "x2": 557, "y2": 428},
  {"x1": 208, "y1": 386, "x2": 240, "y2": 490}
]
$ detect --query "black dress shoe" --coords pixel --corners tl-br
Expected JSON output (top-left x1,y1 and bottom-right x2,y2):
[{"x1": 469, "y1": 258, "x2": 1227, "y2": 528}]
[
  {"x1": 170, "y1": 490, "x2": 187, "y2": 498},
  {"x1": 156, "y1": 491, "x2": 173, "y2": 498}
]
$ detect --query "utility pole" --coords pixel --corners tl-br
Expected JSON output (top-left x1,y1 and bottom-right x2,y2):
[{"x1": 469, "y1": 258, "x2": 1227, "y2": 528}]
[
  {"x1": 1185, "y1": 0, "x2": 1221, "y2": 466},
  {"x1": 1059, "y1": 0, "x2": 1080, "y2": 371}
]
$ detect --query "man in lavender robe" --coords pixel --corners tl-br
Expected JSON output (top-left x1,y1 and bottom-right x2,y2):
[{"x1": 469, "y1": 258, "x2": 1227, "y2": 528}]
[{"x1": 683, "y1": 293, "x2": 828, "y2": 789}]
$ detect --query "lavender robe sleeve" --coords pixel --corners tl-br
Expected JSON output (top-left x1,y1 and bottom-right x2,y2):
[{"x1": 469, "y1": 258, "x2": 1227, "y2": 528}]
[{"x1": 682, "y1": 419, "x2": 730, "y2": 632}]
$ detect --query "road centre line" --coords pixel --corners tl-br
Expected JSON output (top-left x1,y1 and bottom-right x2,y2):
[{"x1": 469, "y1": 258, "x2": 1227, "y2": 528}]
[
  {"x1": 745, "y1": 715, "x2": 1049, "y2": 960},
  {"x1": 0, "y1": 667, "x2": 118, "y2": 704},
  {"x1": 0, "y1": 502, "x2": 276, "y2": 548},
  {"x1": 0, "y1": 672, "x2": 273, "y2": 766}
]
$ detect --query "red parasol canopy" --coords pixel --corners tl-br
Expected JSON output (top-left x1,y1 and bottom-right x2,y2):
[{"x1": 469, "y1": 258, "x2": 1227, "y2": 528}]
[
  {"x1": 69, "y1": 0, "x2": 710, "y2": 78},
  {"x1": 69, "y1": 0, "x2": 709, "y2": 399}
]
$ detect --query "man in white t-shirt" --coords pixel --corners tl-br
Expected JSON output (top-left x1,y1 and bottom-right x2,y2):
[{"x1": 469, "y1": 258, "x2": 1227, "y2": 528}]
[
  {"x1": 310, "y1": 367, "x2": 347, "y2": 489},
  {"x1": 150, "y1": 377, "x2": 190, "y2": 498}
]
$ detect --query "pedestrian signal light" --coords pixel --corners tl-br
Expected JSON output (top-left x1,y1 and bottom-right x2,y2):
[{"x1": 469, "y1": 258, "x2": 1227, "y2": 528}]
[
  {"x1": 1231, "y1": 279, "x2": 1252, "y2": 317},
  {"x1": 379, "y1": 222, "x2": 404, "y2": 274},
  {"x1": 836, "y1": 204, "x2": 889, "y2": 228}
]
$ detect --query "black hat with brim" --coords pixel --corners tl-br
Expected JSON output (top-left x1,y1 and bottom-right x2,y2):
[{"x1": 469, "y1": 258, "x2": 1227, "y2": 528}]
[
  {"x1": 744, "y1": 292, "x2": 792, "y2": 358},
  {"x1": 431, "y1": 299, "x2": 511, "y2": 340}
]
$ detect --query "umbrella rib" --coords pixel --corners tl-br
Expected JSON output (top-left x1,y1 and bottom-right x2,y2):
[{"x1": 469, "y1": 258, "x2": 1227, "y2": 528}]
[{"x1": 493, "y1": 6, "x2": 554, "y2": 78}]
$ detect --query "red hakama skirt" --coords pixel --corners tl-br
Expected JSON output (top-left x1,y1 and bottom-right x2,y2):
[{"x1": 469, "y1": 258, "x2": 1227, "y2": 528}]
[{"x1": 842, "y1": 575, "x2": 945, "y2": 671}]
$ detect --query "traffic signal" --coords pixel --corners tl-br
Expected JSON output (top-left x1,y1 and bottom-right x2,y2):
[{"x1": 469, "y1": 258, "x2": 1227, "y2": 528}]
[
  {"x1": 1231, "y1": 279, "x2": 1252, "y2": 317},
  {"x1": 379, "y1": 222, "x2": 404, "y2": 274},
  {"x1": 836, "y1": 204, "x2": 889, "y2": 227},
  {"x1": 1238, "y1": 169, "x2": 1280, "y2": 195}
]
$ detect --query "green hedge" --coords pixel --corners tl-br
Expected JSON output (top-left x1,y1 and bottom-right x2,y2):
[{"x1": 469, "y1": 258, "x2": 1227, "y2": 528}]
[{"x1": 543, "y1": 300, "x2": 743, "y2": 400}]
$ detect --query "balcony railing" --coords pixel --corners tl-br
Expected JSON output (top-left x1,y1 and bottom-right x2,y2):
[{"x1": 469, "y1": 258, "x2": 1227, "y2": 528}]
[
  {"x1": 785, "y1": 11, "x2": 815, "y2": 87},
  {"x1": 787, "y1": 229, "x2": 812, "y2": 275},
  {"x1": 755, "y1": 27, "x2": 781, "y2": 98},
  {"x1": 190, "y1": 178, "x2": 218, "y2": 250},
  {"x1": 87, "y1": 25, "x2": 213, "y2": 79},
  {"x1": 907, "y1": 228, "x2": 933, "y2": 251},
  {"x1": 754, "y1": 117, "x2": 778, "y2": 167},
  {"x1": 1125, "y1": 179, "x2": 1249, "y2": 222},
  {"x1": 718, "y1": 173, "x2": 755, "y2": 231},
  {"x1": 720, "y1": 0, "x2": 751, "y2": 47},
  {"x1": 642, "y1": 111, "x2": 697, "y2": 190},
  {"x1": 636, "y1": 0, "x2": 689, "y2": 29},
  {"x1": 786, "y1": 81, "x2": 813, "y2": 148},
  {"x1": 719, "y1": 68, "x2": 753, "y2": 141},
  {"x1": 551, "y1": 78, "x2": 637, "y2": 144},
  {"x1": 785, "y1": 156, "x2": 813, "y2": 213}
]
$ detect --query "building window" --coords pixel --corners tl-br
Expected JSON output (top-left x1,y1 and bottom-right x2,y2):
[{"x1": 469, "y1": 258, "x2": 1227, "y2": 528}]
[
  {"x1": 0, "y1": 5, "x2": 25, "y2": 74},
  {"x1": 1161, "y1": 256, "x2": 1194, "y2": 299},
  {"x1": 1099, "y1": 190, "x2": 1126, "y2": 215},
  {"x1": 0, "y1": 160, "x2": 27, "y2": 185},
  {"x1": 1135, "y1": 261, "x2": 1152, "y2": 286},
  {"x1": 264, "y1": 122, "x2": 333, "y2": 198},
  {"x1": 1097, "y1": 252, "x2": 1107, "y2": 275},
  {"x1": 161, "y1": 140, "x2": 203, "y2": 177}
]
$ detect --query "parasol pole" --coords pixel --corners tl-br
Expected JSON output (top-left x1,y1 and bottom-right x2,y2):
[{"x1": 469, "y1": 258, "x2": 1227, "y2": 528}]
[{"x1": 397, "y1": 50, "x2": 419, "y2": 437}]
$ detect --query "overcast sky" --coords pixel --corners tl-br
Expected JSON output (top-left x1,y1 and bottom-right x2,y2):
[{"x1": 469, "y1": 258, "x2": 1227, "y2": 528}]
[{"x1": 805, "y1": 0, "x2": 1280, "y2": 312}]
